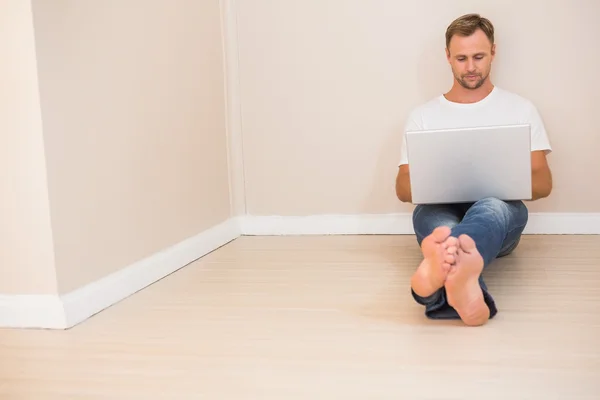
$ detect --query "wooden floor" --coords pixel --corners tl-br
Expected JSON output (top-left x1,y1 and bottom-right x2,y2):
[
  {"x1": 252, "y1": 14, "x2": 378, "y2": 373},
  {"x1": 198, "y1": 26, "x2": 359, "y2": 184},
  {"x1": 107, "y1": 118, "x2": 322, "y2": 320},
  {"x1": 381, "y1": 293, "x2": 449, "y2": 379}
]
[{"x1": 1, "y1": 235, "x2": 599, "y2": 399}]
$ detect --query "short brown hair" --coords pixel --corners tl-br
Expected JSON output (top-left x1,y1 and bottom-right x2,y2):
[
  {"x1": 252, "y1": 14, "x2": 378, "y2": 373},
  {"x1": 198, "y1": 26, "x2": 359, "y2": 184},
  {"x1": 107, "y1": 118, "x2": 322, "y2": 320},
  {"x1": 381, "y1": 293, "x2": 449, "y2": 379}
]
[{"x1": 445, "y1": 13, "x2": 494, "y2": 49}]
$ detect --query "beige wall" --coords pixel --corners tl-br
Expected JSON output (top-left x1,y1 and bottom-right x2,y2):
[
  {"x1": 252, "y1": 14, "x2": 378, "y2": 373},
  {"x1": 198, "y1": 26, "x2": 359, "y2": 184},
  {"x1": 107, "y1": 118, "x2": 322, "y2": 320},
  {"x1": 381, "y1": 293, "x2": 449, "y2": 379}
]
[
  {"x1": 236, "y1": 0, "x2": 600, "y2": 215},
  {"x1": 0, "y1": 1, "x2": 57, "y2": 295},
  {"x1": 3, "y1": 1, "x2": 598, "y2": 298},
  {"x1": 29, "y1": 0, "x2": 231, "y2": 294}
]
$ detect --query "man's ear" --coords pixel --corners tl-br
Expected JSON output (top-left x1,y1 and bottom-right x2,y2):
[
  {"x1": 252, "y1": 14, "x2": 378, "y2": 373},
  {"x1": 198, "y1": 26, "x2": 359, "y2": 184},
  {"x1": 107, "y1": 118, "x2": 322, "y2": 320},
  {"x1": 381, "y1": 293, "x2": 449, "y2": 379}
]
[
  {"x1": 491, "y1": 43, "x2": 496, "y2": 58},
  {"x1": 445, "y1": 47, "x2": 451, "y2": 62}
]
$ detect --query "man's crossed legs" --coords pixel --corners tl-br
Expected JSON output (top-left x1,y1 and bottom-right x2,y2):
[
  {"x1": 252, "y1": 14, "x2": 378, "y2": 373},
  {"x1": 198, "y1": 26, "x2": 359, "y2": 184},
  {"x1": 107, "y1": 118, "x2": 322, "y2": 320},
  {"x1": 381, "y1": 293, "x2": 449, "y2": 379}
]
[{"x1": 409, "y1": 197, "x2": 529, "y2": 326}]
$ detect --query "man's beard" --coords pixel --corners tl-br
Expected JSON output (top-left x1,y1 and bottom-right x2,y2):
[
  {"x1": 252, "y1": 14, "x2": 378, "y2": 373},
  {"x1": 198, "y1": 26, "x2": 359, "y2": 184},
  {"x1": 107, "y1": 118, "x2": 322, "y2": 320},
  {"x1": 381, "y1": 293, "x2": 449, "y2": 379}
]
[{"x1": 456, "y1": 72, "x2": 488, "y2": 90}]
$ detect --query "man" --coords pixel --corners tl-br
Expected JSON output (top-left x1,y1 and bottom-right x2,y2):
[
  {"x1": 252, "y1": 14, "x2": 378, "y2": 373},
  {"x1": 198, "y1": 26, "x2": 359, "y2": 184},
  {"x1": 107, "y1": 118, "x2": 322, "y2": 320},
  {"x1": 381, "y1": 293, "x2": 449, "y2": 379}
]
[{"x1": 395, "y1": 13, "x2": 553, "y2": 326}]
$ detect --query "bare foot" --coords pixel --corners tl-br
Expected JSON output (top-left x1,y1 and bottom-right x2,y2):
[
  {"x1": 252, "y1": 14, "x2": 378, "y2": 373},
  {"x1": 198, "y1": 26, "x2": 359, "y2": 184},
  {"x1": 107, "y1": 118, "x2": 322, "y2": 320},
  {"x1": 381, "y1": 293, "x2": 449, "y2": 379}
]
[
  {"x1": 445, "y1": 234, "x2": 490, "y2": 326},
  {"x1": 411, "y1": 227, "x2": 458, "y2": 298}
]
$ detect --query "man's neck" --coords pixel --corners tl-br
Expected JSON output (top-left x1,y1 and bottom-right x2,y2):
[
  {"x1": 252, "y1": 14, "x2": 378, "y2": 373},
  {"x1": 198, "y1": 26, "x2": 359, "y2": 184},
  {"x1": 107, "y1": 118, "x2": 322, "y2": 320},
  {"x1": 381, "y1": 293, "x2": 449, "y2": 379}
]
[{"x1": 444, "y1": 80, "x2": 495, "y2": 104}]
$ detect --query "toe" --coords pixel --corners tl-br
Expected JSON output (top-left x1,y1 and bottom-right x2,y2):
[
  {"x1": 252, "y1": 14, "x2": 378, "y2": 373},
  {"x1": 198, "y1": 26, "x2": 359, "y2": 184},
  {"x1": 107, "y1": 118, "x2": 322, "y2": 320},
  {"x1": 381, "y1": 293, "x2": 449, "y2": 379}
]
[
  {"x1": 431, "y1": 226, "x2": 451, "y2": 243},
  {"x1": 458, "y1": 234, "x2": 477, "y2": 253},
  {"x1": 445, "y1": 236, "x2": 458, "y2": 247}
]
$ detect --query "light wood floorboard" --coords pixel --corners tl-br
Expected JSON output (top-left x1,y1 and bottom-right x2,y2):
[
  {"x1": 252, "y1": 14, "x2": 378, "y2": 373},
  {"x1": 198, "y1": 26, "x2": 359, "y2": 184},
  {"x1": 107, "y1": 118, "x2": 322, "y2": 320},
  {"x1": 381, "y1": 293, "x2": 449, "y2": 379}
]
[{"x1": 1, "y1": 235, "x2": 599, "y2": 399}]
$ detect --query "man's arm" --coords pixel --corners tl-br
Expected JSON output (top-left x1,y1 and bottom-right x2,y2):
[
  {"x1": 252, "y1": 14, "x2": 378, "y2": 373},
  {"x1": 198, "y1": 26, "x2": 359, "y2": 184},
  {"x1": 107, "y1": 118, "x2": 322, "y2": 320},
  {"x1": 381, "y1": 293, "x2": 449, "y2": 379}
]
[
  {"x1": 395, "y1": 164, "x2": 412, "y2": 203},
  {"x1": 530, "y1": 150, "x2": 552, "y2": 200}
]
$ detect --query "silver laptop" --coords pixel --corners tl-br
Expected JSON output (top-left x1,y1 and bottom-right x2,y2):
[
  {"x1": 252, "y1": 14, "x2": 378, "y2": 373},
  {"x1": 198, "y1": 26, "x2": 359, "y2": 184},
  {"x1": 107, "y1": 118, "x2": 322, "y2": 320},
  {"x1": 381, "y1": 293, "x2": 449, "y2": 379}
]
[{"x1": 406, "y1": 124, "x2": 532, "y2": 204}]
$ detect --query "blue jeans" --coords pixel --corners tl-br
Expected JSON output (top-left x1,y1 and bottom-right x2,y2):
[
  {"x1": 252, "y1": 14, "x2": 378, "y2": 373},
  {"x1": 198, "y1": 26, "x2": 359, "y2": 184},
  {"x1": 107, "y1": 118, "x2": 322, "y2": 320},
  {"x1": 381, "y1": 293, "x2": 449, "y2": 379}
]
[{"x1": 411, "y1": 197, "x2": 529, "y2": 320}]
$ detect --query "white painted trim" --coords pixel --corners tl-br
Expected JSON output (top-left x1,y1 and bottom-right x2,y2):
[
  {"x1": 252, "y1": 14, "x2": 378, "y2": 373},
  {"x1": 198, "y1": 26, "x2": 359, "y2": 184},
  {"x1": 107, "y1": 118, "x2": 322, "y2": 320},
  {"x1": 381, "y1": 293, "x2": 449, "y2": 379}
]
[
  {"x1": 524, "y1": 213, "x2": 600, "y2": 235},
  {"x1": 220, "y1": 0, "x2": 247, "y2": 217},
  {"x1": 240, "y1": 214, "x2": 415, "y2": 235},
  {"x1": 240, "y1": 213, "x2": 600, "y2": 235},
  {"x1": 61, "y1": 218, "x2": 241, "y2": 328},
  {"x1": 0, "y1": 295, "x2": 65, "y2": 330},
  {"x1": 3, "y1": 212, "x2": 597, "y2": 329},
  {"x1": 0, "y1": 218, "x2": 241, "y2": 330}
]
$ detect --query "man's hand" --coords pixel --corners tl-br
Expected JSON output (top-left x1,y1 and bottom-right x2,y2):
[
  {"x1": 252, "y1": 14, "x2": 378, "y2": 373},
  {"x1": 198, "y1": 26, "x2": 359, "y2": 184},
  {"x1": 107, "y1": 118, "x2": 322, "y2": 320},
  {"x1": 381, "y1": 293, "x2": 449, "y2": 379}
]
[
  {"x1": 395, "y1": 164, "x2": 412, "y2": 203},
  {"x1": 530, "y1": 150, "x2": 552, "y2": 200}
]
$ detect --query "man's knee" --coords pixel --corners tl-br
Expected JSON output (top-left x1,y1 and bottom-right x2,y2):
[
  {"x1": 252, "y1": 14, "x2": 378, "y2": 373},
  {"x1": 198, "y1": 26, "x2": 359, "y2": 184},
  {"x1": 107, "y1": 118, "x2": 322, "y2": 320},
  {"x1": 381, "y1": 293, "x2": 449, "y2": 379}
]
[
  {"x1": 475, "y1": 197, "x2": 527, "y2": 214},
  {"x1": 412, "y1": 204, "x2": 433, "y2": 226},
  {"x1": 473, "y1": 197, "x2": 528, "y2": 227},
  {"x1": 474, "y1": 196, "x2": 508, "y2": 210},
  {"x1": 412, "y1": 205, "x2": 459, "y2": 244},
  {"x1": 511, "y1": 200, "x2": 529, "y2": 224}
]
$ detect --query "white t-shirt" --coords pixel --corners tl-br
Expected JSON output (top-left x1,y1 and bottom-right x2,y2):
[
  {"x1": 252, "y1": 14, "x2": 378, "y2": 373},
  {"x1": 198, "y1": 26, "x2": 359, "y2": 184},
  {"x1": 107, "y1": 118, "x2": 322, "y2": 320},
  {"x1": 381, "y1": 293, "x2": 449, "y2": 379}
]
[{"x1": 398, "y1": 86, "x2": 552, "y2": 166}]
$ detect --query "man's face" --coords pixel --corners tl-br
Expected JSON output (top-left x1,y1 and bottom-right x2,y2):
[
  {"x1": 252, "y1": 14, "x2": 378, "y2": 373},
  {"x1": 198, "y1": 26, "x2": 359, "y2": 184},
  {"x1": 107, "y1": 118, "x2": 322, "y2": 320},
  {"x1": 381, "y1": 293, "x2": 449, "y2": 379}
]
[{"x1": 446, "y1": 29, "x2": 495, "y2": 90}]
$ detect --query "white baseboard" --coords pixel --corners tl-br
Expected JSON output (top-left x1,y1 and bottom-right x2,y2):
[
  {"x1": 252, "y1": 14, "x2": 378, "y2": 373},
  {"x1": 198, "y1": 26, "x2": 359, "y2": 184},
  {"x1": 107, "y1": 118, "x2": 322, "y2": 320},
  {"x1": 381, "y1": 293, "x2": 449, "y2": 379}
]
[
  {"x1": 240, "y1": 213, "x2": 600, "y2": 235},
  {"x1": 2, "y1": 212, "x2": 597, "y2": 329},
  {"x1": 523, "y1": 213, "x2": 600, "y2": 234},
  {"x1": 61, "y1": 217, "x2": 241, "y2": 328},
  {"x1": 0, "y1": 295, "x2": 66, "y2": 330},
  {"x1": 239, "y1": 213, "x2": 415, "y2": 235},
  {"x1": 0, "y1": 218, "x2": 241, "y2": 330}
]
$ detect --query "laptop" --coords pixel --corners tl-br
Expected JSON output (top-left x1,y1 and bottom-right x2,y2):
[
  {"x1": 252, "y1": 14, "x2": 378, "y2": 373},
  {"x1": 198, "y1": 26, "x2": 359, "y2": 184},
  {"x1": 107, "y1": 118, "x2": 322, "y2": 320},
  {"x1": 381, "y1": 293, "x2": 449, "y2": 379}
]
[{"x1": 406, "y1": 124, "x2": 532, "y2": 204}]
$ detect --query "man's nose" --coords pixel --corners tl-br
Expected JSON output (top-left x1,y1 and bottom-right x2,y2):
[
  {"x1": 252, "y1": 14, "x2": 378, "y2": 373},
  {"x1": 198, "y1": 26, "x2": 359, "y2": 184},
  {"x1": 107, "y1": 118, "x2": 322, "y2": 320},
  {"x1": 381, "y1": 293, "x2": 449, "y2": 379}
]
[{"x1": 466, "y1": 59, "x2": 475, "y2": 71}]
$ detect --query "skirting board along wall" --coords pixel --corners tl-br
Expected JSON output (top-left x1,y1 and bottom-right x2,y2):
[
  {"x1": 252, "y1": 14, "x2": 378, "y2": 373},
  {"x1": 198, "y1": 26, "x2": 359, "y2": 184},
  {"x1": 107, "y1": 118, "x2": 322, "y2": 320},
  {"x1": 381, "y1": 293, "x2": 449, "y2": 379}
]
[
  {"x1": 240, "y1": 212, "x2": 600, "y2": 236},
  {"x1": 0, "y1": 218, "x2": 241, "y2": 330},
  {"x1": 1, "y1": 212, "x2": 598, "y2": 330}
]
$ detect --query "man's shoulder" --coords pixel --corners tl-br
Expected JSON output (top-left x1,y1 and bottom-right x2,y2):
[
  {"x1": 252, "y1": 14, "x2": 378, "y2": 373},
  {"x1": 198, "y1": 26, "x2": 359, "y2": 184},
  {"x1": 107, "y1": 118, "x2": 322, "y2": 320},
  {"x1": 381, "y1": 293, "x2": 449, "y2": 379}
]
[
  {"x1": 493, "y1": 87, "x2": 537, "y2": 108},
  {"x1": 406, "y1": 95, "x2": 444, "y2": 117}
]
